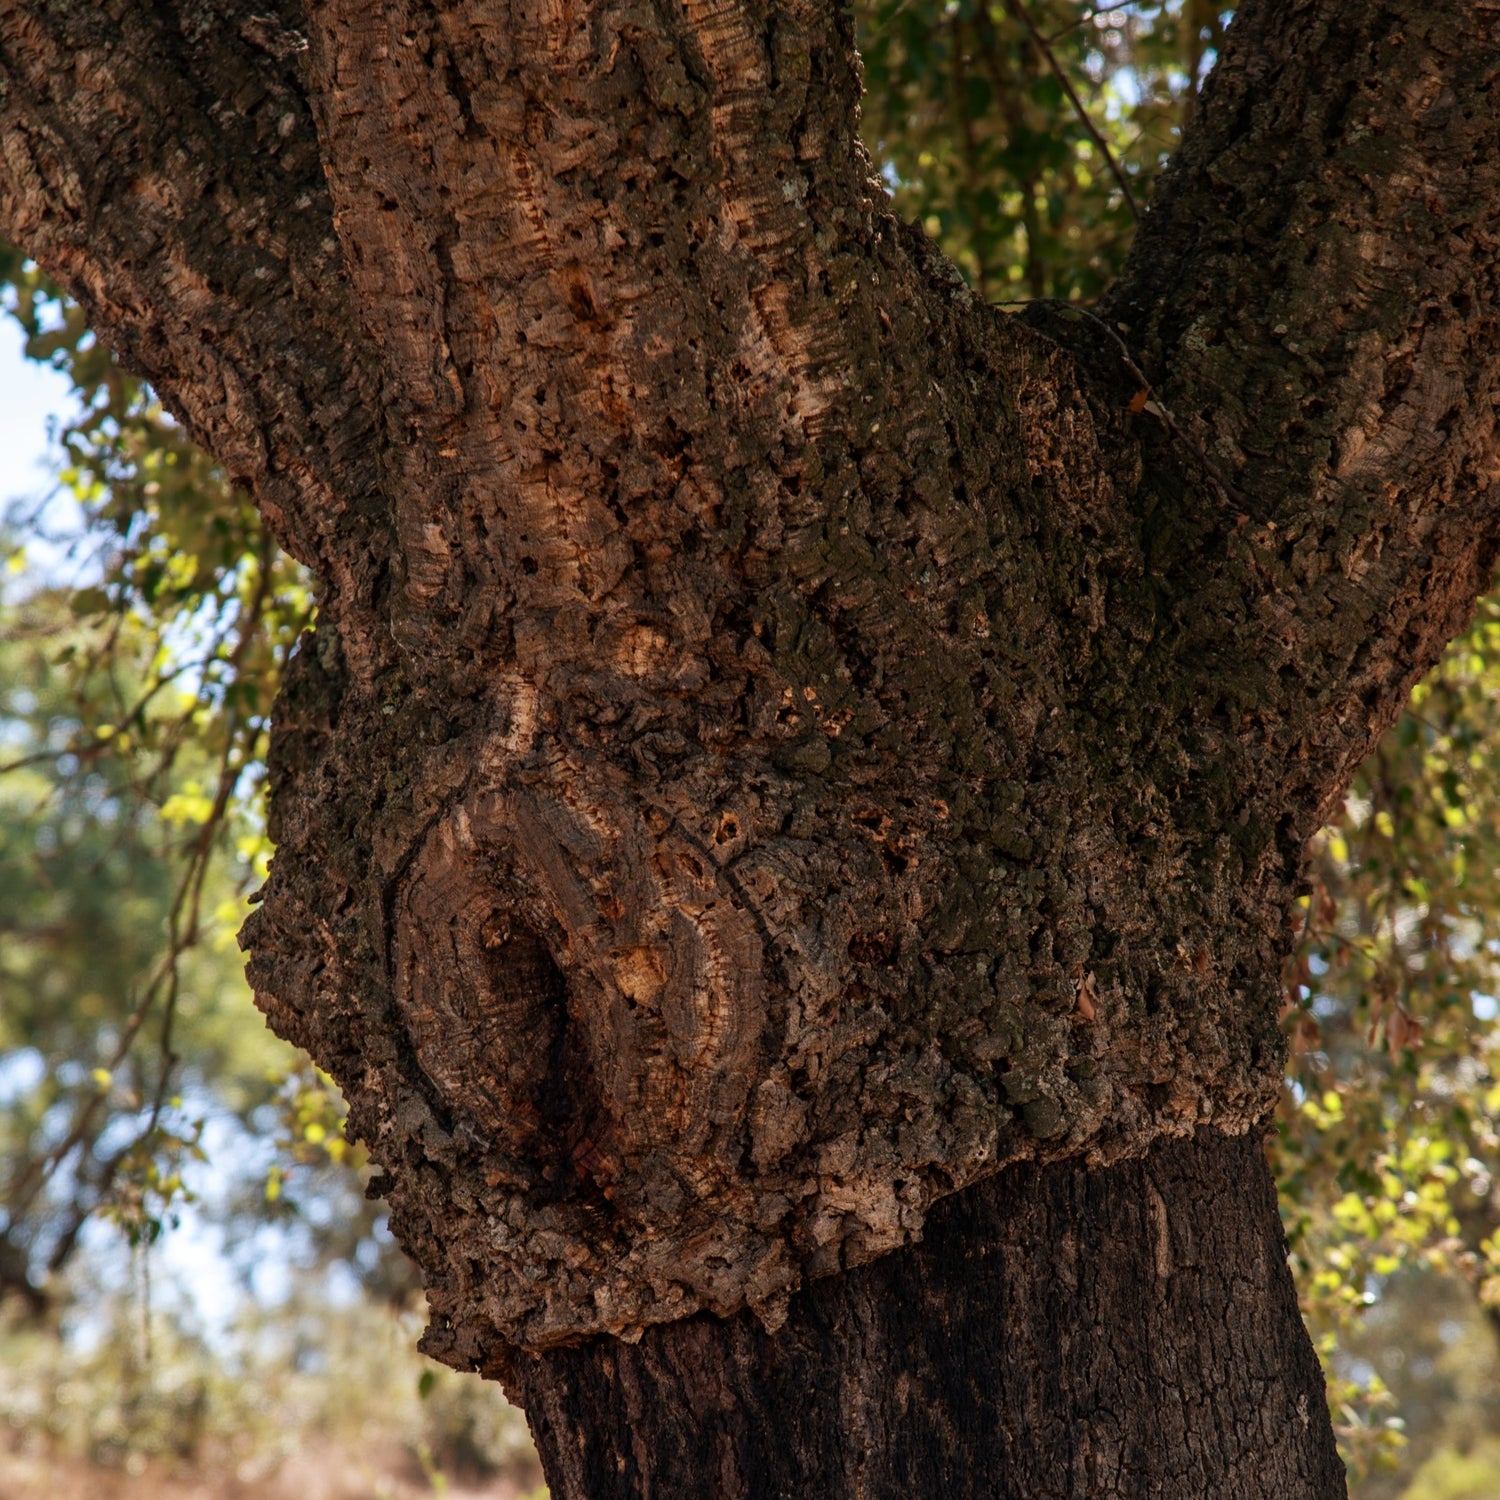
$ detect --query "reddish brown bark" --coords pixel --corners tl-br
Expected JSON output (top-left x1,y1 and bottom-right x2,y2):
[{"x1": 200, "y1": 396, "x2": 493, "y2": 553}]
[{"x1": 2, "y1": 0, "x2": 1499, "y2": 1492}]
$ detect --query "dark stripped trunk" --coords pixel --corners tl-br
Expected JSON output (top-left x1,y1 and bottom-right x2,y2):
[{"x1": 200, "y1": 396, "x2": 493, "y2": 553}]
[
  {"x1": 515, "y1": 1131, "x2": 1344, "y2": 1497},
  {"x1": 3, "y1": 1, "x2": 1499, "y2": 1496}
]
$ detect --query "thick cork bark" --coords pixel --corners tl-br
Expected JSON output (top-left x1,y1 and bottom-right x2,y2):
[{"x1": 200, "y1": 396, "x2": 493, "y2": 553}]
[{"x1": 2, "y1": 0, "x2": 1499, "y2": 1491}]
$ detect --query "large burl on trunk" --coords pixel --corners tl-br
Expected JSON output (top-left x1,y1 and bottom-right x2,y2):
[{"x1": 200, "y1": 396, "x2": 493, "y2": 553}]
[{"x1": 4, "y1": 0, "x2": 1500, "y2": 1492}]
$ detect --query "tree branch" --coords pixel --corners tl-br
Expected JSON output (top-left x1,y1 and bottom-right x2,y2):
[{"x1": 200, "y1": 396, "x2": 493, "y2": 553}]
[
  {"x1": 0, "y1": 0, "x2": 391, "y2": 661},
  {"x1": 1107, "y1": 0, "x2": 1500, "y2": 838}
]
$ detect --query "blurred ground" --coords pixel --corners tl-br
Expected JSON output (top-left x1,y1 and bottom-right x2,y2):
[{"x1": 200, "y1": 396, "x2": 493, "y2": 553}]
[
  {"x1": 0, "y1": 1276, "x2": 545, "y2": 1500},
  {"x1": 0, "y1": 1441, "x2": 543, "y2": 1500}
]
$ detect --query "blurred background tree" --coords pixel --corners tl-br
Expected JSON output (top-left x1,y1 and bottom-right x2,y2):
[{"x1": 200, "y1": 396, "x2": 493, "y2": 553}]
[{"x1": 4, "y1": 4, "x2": 1500, "y2": 1496}]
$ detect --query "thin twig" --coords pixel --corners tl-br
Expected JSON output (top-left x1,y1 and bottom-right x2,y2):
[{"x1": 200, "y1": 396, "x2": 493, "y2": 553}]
[
  {"x1": 1009, "y1": 0, "x2": 1141, "y2": 224},
  {"x1": 1, "y1": 548, "x2": 282, "y2": 1232},
  {"x1": 1045, "y1": 0, "x2": 1140, "y2": 44},
  {"x1": 0, "y1": 660, "x2": 197, "y2": 775},
  {"x1": 950, "y1": 12, "x2": 992, "y2": 300},
  {"x1": 146, "y1": 548, "x2": 275, "y2": 1128}
]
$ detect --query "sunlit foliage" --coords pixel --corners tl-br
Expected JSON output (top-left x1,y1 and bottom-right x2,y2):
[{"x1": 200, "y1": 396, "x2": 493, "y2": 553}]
[
  {"x1": 1279, "y1": 598, "x2": 1500, "y2": 1478},
  {"x1": 861, "y1": 0, "x2": 1224, "y2": 300}
]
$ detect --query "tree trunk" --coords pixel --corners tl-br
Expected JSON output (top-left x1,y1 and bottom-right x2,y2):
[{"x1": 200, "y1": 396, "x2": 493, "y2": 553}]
[
  {"x1": 513, "y1": 1128, "x2": 1345, "y2": 1498},
  {"x1": 3, "y1": 0, "x2": 1499, "y2": 1494}
]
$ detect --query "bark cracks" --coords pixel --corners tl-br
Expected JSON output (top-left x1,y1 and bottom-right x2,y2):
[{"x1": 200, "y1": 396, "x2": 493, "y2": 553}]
[
  {"x1": 511, "y1": 1131, "x2": 1347, "y2": 1498},
  {"x1": 1, "y1": 0, "x2": 1499, "y2": 1368}
]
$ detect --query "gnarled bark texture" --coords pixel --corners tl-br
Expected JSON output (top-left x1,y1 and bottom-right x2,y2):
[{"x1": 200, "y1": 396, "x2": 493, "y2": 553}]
[
  {"x1": 512, "y1": 1130, "x2": 1345, "y2": 1498},
  {"x1": 3, "y1": 0, "x2": 1499, "y2": 1492}
]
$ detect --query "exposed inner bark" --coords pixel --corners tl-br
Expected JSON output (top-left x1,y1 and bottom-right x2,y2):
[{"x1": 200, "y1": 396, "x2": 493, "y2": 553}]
[{"x1": 511, "y1": 1128, "x2": 1347, "y2": 1499}]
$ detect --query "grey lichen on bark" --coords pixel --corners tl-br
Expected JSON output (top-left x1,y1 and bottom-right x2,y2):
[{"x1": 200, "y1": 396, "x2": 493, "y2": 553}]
[{"x1": 2, "y1": 0, "x2": 1499, "y2": 1361}]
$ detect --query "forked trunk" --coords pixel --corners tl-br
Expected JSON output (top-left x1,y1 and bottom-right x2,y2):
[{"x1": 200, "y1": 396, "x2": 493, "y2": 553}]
[{"x1": 3, "y1": 1, "x2": 1500, "y2": 1495}]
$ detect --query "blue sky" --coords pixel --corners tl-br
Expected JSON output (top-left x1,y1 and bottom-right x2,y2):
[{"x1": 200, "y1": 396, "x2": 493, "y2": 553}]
[{"x1": 0, "y1": 314, "x2": 71, "y2": 523}]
